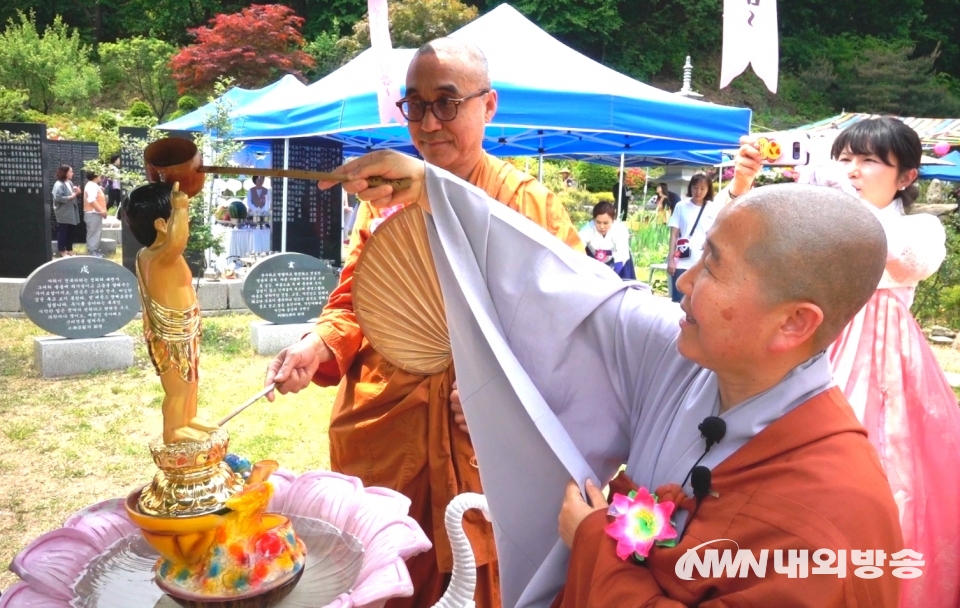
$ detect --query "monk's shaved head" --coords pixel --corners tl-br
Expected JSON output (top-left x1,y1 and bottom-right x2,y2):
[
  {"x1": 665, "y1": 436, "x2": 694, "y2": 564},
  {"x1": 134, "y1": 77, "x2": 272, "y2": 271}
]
[
  {"x1": 411, "y1": 38, "x2": 491, "y2": 89},
  {"x1": 735, "y1": 184, "x2": 886, "y2": 349}
]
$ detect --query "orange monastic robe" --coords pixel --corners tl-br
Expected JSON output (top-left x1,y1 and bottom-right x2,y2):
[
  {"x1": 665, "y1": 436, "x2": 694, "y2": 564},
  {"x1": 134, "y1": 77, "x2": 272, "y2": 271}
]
[
  {"x1": 552, "y1": 388, "x2": 904, "y2": 608},
  {"x1": 311, "y1": 153, "x2": 583, "y2": 608}
]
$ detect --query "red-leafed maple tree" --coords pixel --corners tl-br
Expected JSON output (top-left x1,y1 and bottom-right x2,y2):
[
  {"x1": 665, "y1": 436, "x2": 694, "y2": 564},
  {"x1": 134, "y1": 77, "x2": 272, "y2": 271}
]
[{"x1": 169, "y1": 4, "x2": 315, "y2": 93}]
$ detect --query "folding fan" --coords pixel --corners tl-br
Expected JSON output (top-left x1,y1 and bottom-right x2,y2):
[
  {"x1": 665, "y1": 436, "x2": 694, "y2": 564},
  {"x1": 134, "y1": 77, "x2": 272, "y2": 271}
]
[{"x1": 353, "y1": 205, "x2": 452, "y2": 375}]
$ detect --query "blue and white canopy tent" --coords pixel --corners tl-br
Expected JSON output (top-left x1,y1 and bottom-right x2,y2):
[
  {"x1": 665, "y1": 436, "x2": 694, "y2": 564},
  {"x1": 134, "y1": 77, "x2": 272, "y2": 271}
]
[
  {"x1": 921, "y1": 151, "x2": 960, "y2": 182},
  {"x1": 160, "y1": 74, "x2": 307, "y2": 132},
  {"x1": 162, "y1": 4, "x2": 751, "y2": 247},
  {"x1": 231, "y1": 4, "x2": 750, "y2": 159}
]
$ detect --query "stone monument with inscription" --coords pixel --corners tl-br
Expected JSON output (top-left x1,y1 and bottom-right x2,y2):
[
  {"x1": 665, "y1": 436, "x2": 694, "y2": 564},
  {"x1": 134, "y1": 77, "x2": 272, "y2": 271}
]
[
  {"x1": 21, "y1": 256, "x2": 139, "y2": 377},
  {"x1": 241, "y1": 252, "x2": 337, "y2": 356},
  {"x1": 269, "y1": 138, "x2": 342, "y2": 265},
  {"x1": 0, "y1": 123, "x2": 48, "y2": 279}
]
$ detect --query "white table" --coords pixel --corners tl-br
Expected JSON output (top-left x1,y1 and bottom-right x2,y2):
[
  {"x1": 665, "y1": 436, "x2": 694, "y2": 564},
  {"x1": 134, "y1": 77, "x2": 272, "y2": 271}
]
[{"x1": 211, "y1": 223, "x2": 272, "y2": 269}]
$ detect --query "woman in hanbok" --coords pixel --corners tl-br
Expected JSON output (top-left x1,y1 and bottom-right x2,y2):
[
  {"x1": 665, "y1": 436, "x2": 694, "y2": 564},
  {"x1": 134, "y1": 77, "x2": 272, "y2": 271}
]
[
  {"x1": 730, "y1": 117, "x2": 960, "y2": 608},
  {"x1": 578, "y1": 201, "x2": 635, "y2": 280}
]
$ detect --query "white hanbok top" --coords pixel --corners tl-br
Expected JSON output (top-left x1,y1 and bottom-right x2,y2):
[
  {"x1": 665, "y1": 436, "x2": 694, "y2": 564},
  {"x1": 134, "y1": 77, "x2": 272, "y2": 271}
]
[{"x1": 577, "y1": 219, "x2": 630, "y2": 266}]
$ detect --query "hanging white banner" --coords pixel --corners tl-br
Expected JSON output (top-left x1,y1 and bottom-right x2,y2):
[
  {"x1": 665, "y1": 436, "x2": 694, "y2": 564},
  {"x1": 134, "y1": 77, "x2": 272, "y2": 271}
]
[
  {"x1": 368, "y1": 0, "x2": 405, "y2": 125},
  {"x1": 720, "y1": 0, "x2": 779, "y2": 93}
]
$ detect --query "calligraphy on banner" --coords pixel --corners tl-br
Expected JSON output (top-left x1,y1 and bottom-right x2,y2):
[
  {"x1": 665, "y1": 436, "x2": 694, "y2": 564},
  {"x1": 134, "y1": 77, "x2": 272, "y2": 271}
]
[{"x1": 720, "y1": 0, "x2": 779, "y2": 93}]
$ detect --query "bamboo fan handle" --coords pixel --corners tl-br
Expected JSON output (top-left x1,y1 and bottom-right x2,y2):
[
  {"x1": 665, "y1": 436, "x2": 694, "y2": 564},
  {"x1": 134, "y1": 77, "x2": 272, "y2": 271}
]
[{"x1": 200, "y1": 165, "x2": 412, "y2": 191}]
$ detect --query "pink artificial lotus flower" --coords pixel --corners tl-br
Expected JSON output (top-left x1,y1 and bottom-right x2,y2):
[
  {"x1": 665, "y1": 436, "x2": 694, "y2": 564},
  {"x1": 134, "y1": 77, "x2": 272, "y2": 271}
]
[
  {"x1": 1, "y1": 470, "x2": 431, "y2": 608},
  {"x1": 604, "y1": 487, "x2": 677, "y2": 561}
]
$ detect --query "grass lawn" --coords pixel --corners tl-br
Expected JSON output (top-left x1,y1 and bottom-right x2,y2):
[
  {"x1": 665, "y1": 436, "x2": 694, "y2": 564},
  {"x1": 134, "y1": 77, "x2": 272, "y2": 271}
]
[{"x1": 0, "y1": 312, "x2": 336, "y2": 591}]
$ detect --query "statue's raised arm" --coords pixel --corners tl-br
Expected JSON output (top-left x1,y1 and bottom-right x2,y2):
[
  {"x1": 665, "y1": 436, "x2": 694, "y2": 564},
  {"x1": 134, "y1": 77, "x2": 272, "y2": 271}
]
[{"x1": 153, "y1": 181, "x2": 190, "y2": 262}]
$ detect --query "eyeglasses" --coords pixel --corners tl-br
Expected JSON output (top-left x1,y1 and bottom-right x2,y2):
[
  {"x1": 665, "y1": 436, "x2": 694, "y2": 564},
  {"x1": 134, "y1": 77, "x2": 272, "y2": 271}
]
[{"x1": 395, "y1": 89, "x2": 490, "y2": 122}]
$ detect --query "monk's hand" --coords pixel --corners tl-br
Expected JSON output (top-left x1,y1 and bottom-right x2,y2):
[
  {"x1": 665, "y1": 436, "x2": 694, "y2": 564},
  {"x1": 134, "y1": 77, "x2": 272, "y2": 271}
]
[
  {"x1": 450, "y1": 380, "x2": 468, "y2": 434},
  {"x1": 264, "y1": 333, "x2": 332, "y2": 402},
  {"x1": 317, "y1": 150, "x2": 427, "y2": 211},
  {"x1": 559, "y1": 479, "x2": 608, "y2": 548},
  {"x1": 731, "y1": 136, "x2": 762, "y2": 198}
]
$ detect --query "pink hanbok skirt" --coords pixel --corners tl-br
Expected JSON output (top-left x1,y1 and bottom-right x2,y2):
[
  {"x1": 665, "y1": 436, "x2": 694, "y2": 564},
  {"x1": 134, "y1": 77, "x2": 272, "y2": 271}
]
[{"x1": 829, "y1": 287, "x2": 960, "y2": 608}]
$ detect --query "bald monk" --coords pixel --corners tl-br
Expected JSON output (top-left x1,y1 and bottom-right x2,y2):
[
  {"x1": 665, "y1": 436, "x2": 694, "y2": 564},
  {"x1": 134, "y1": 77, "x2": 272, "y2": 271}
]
[
  {"x1": 265, "y1": 39, "x2": 582, "y2": 608},
  {"x1": 322, "y1": 150, "x2": 905, "y2": 606}
]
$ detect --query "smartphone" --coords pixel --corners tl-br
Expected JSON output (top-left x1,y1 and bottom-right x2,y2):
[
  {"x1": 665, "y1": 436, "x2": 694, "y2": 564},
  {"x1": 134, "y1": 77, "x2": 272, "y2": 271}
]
[{"x1": 756, "y1": 133, "x2": 810, "y2": 166}]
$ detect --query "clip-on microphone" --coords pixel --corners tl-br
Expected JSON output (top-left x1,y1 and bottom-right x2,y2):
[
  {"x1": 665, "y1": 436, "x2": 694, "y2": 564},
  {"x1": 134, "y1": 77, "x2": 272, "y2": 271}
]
[
  {"x1": 677, "y1": 416, "x2": 726, "y2": 537},
  {"x1": 681, "y1": 416, "x2": 726, "y2": 488}
]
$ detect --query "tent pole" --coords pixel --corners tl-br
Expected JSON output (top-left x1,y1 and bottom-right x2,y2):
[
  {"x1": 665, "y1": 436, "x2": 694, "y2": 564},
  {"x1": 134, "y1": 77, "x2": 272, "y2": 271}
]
[
  {"x1": 538, "y1": 155, "x2": 544, "y2": 182},
  {"x1": 618, "y1": 153, "x2": 626, "y2": 218},
  {"x1": 281, "y1": 137, "x2": 289, "y2": 252}
]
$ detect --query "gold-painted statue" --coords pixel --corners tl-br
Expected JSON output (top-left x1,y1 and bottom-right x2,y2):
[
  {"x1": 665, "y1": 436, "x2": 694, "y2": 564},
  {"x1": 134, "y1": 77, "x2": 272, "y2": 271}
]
[
  {"x1": 125, "y1": 181, "x2": 218, "y2": 444},
  {"x1": 124, "y1": 180, "x2": 242, "y2": 519},
  {"x1": 121, "y1": 159, "x2": 306, "y2": 606}
]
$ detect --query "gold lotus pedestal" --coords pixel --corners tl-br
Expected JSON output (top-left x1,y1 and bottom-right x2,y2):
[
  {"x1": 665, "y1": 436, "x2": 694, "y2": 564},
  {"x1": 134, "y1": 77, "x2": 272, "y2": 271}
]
[
  {"x1": 138, "y1": 427, "x2": 243, "y2": 518},
  {"x1": 124, "y1": 429, "x2": 307, "y2": 608}
]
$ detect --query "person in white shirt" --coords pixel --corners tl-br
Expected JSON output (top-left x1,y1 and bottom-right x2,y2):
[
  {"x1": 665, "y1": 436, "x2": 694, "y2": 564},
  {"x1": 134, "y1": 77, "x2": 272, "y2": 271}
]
[
  {"x1": 83, "y1": 171, "x2": 108, "y2": 257},
  {"x1": 247, "y1": 175, "x2": 270, "y2": 217},
  {"x1": 666, "y1": 173, "x2": 720, "y2": 302},
  {"x1": 578, "y1": 202, "x2": 632, "y2": 278}
]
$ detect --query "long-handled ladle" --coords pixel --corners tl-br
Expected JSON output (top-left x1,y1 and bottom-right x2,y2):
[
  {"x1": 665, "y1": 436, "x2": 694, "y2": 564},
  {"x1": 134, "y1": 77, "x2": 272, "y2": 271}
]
[{"x1": 144, "y1": 137, "x2": 411, "y2": 198}]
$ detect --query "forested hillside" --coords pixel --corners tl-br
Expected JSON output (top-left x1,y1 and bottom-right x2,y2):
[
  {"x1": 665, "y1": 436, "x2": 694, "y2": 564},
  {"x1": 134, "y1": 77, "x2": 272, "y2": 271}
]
[{"x1": 1, "y1": 0, "x2": 959, "y2": 130}]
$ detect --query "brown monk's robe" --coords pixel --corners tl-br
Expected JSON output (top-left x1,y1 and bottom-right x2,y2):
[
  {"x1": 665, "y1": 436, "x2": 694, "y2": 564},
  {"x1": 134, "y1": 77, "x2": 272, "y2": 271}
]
[
  {"x1": 311, "y1": 153, "x2": 583, "y2": 608},
  {"x1": 552, "y1": 388, "x2": 904, "y2": 608}
]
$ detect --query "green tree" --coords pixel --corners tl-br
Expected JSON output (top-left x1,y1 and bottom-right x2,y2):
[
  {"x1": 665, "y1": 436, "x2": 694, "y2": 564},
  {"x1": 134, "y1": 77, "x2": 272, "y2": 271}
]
[
  {"x1": 337, "y1": 0, "x2": 478, "y2": 62},
  {"x1": 303, "y1": 22, "x2": 351, "y2": 80},
  {"x1": 0, "y1": 86, "x2": 28, "y2": 121},
  {"x1": 186, "y1": 77, "x2": 242, "y2": 258},
  {"x1": 844, "y1": 43, "x2": 960, "y2": 115},
  {"x1": 99, "y1": 37, "x2": 179, "y2": 119},
  {"x1": 295, "y1": 0, "x2": 366, "y2": 39},
  {"x1": 112, "y1": 0, "x2": 245, "y2": 45},
  {"x1": 514, "y1": 0, "x2": 621, "y2": 56},
  {"x1": 798, "y1": 40, "x2": 960, "y2": 116},
  {"x1": 0, "y1": 11, "x2": 100, "y2": 114}
]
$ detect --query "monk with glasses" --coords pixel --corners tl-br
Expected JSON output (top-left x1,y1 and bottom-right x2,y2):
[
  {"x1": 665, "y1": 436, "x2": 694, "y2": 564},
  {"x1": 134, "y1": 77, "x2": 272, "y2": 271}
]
[{"x1": 265, "y1": 38, "x2": 582, "y2": 608}]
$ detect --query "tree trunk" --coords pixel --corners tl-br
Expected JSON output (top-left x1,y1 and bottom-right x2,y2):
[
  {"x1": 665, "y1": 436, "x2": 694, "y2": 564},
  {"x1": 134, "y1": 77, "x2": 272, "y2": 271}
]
[{"x1": 94, "y1": 0, "x2": 102, "y2": 54}]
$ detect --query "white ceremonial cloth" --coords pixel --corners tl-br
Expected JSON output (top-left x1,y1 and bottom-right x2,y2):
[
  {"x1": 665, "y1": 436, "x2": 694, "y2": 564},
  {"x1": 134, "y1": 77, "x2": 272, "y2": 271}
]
[
  {"x1": 720, "y1": 0, "x2": 779, "y2": 93},
  {"x1": 422, "y1": 165, "x2": 832, "y2": 607}
]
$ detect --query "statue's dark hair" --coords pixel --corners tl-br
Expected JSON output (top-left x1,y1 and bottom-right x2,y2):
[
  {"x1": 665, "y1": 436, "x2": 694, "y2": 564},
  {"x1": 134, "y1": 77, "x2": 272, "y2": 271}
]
[{"x1": 121, "y1": 182, "x2": 172, "y2": 246}]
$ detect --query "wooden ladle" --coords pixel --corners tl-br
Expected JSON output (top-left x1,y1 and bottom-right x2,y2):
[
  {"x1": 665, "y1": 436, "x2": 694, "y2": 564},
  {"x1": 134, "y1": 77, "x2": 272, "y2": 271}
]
[{"x1": 143, "y1": 137, "x2": 412, "y2": 198}]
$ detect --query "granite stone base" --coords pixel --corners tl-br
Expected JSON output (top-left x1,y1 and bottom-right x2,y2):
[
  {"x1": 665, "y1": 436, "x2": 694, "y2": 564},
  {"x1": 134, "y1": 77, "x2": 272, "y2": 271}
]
[
  {"x1": 100, "y1": 238, "x2": 118, "y2": 255},
  {"x1": 102, "y1": 227, "x2": 121, "y2": 244},
  {"x1": 34, "y1": 333, "x2": 135, "y2": 378},
  {"x1": 226, "y1": 279, "x2": 246, "y2": 310},
  {"x1": 0, "y1": 278, "x2": 23, "y2": 312},
  {"x1": 196, "y1": 280, "x2": 228, "y2": 311},
  {"x1": 250, "y1": 320, "x2": 316, "y2": 357}
]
